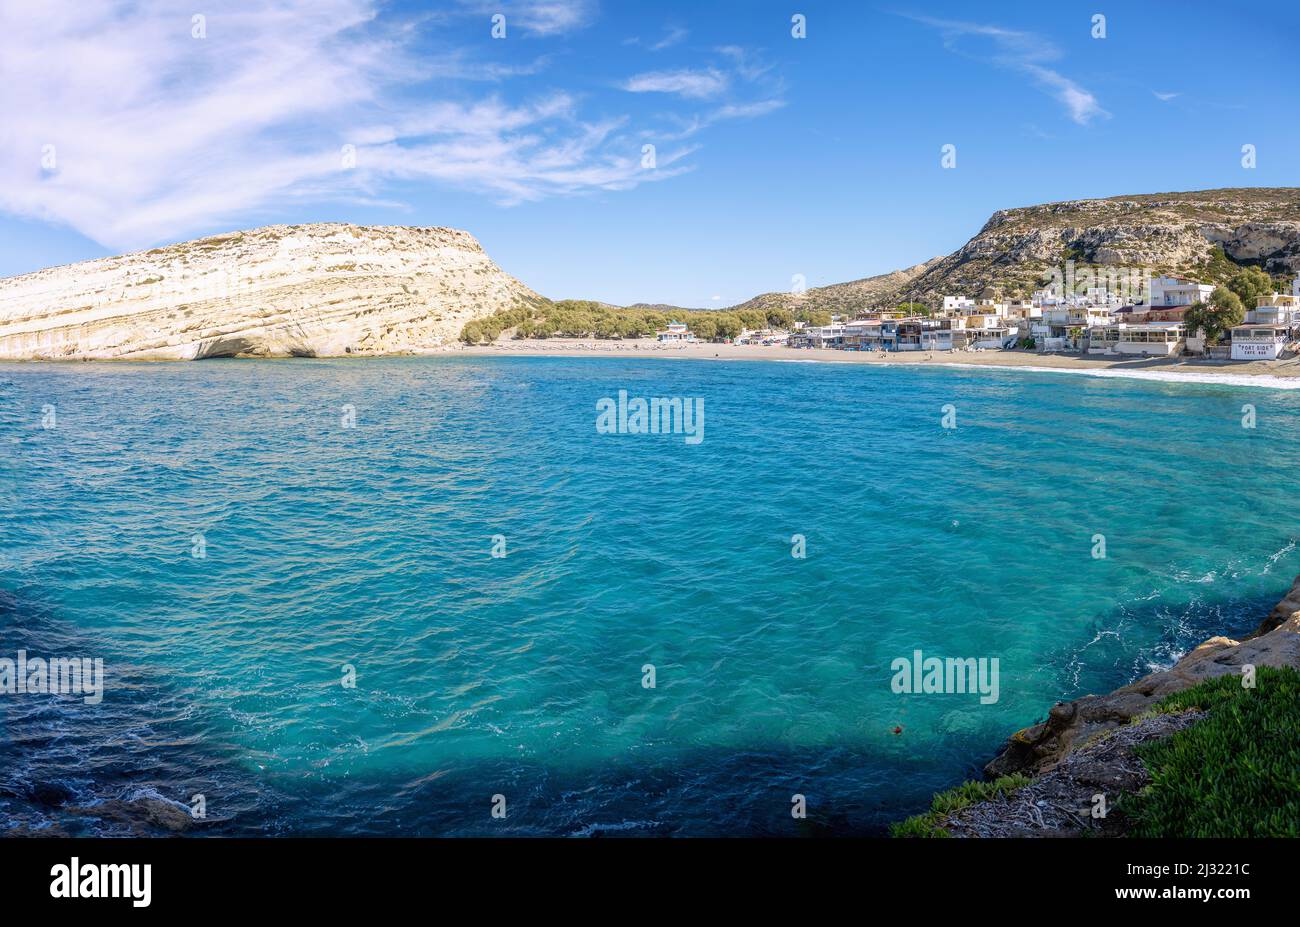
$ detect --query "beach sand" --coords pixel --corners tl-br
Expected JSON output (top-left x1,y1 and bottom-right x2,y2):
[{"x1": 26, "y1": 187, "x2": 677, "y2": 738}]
[{"x1": 456, "y1": 338, "x2": 1300, "y2": 387}]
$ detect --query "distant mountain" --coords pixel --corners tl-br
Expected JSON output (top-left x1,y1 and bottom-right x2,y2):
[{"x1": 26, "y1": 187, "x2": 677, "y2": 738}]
[{"x1": 722, "y1": 258, "x2": 946, "y2": 317}]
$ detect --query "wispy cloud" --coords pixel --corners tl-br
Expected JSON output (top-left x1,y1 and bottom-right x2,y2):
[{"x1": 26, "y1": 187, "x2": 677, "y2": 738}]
[
  {"x1": 650, "y1": 25, "x2": 689, "y2": 51},
  {"x1": 455, "y1": 0, "x2": 598, "y2": 37},
  {"x1": 623, "y1": 46, "x2": 785, "y2": 142},
  {"x1": 0, "y1": 0, "x2": 699, "y2": 250},
  {"x1": 622, "y1": 68, "x2": 730, "y2": 100},
  {"x1": 1152, "y1": 90, "x2": 1181, "y2": 102},
  {"x1": 715, "y1": 46, "x2": 773, "y2": 82},
  {"x1": 624, "y1": 25, "x2": 689, "y2": 51},
  {"x1": 901, "y1": 14, "x2": 1108, "y2": 126}
]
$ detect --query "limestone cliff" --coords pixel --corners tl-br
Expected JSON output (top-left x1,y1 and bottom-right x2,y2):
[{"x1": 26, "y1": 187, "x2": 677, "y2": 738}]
[{"x1": 0, "y1": 223, "x2": 546, "y2": 360}]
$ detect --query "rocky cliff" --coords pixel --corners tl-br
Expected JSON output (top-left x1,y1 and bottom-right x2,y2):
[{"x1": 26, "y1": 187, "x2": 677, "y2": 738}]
[
  {"x1": 725, "y1": 188, "x2": 1300, "y2": 314},
  {"x1": 906, "y1": 187, "x2": 1300, "y2": 302},
  {"x1": 0, "y1": 223, "x2": 545, "y2": 360}
]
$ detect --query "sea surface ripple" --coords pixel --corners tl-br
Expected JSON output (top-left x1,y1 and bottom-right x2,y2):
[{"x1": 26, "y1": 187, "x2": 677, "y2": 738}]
[{"x1": 0, "y1": 356, "x2": 1296, "y2": 835}]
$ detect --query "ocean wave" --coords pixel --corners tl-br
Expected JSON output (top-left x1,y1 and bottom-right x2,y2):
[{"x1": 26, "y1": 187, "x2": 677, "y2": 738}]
[{"x1": 934, "y1": 362, "x2": 1300, "y2": 390}]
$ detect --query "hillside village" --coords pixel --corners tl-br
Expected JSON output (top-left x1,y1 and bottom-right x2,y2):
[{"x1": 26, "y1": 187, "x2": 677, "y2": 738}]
[{"x1": 684, "y1": 272, "x2": 1300, "y2": 364}]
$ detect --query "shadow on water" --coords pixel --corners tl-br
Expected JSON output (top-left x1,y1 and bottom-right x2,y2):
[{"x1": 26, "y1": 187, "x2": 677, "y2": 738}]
[{"x1": 0, "y1": 578, "x2": 1285, "y2": 837}]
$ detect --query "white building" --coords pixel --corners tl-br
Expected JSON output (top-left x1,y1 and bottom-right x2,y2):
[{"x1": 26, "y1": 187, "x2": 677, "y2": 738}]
[
  {"x1": 1246, "y1": 293, "x2": 1300, "y2": 327},
  {"x1": 656, "y1": 322, "x2": 695, "y2": 343},
  {"x1": 1147, "y1": 276, "x2": 1214, "y2": 309},
  {"x1": 1086, "y1": 322, "x2": 1186, "y2": 357},
  {"x1": 1085, "y1": 286, "x2": 1123, "y2": 308},
  {"x1": 1231, "y1": 323, "x2": 1288, "y2": 360},
  {"x1": 1033, "y1": 287, "x2": 1065, "y2": 307},
  {"x1": 737, "y1": 328, "x2": 789, "y2": 346},
  {"x1": 942, "y1": 295, "x2": 975, "y2": 312}
]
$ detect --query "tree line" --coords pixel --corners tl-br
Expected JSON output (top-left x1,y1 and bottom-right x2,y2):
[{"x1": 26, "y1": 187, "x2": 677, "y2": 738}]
[
  {"x1": 462, "y1": 265, "x2": 1293, "y2": 345},
  {"x1": 460, "y1": 300, "x2": 827, "y2": 343}
]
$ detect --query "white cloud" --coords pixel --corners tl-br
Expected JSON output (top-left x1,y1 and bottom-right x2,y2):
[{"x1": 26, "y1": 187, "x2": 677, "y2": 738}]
[
  {"x1": 1022, "y1": 64, "x2": 1107, "y2": 125},
  {"x1": 622, "y1": 24, "x2": 688, "y2": 52},
  {"x1": 455, "y1": 0, "x2": 598, "y2": 37},
  {"x1": 629, "y1": 47, "x2": 785, "y2": 142},
  {"x1": 0, "y1": 0, "x2": 686, "y2": 250},
  {"x1": 715, "y1": 46, "x2": 773, "y2": 82},
  {"x1": 1153, "y1": 90, "x2": 1181, "y2": 102},
  {"x1": 712, "y1": 100, "x2": 786, "y2": 121},
  {"x1": 622, "y1": 68, "x2": 730, "y2": 100},
  {"x1": 650, "y1": 26, "x2": 689, "y2": 51},
  {"x1": 903, "y1": 14, "x2": 1108, "y2": 126}
]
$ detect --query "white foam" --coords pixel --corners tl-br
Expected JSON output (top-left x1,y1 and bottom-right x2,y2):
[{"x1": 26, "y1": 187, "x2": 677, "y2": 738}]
[
  {"x1": 770, "y1": 357, "x2": 850, "y2": 365},
  {"x1": 932, "y1": 362, "x2": 1300, "y2": 390}
]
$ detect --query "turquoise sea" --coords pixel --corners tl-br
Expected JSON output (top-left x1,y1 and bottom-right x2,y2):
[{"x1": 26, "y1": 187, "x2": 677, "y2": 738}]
[{"x1": 1, "y1": 356, "x2": 1297, "y2": 835}]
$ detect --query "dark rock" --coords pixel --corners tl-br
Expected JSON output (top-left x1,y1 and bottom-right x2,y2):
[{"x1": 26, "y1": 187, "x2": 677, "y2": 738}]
[
  {"x1": 28, "y1": 782, "x2": 76, "y2": 807},
  {"x1": 66, "y1": 796, "x2": 195, "y2": 835}
]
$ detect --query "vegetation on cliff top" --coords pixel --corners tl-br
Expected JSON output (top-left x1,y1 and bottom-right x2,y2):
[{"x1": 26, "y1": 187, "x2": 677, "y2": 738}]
[
  {"x1": 889, "y1": 774, "x2": 1032, "y2": 838},
  {"x1": 892, "y1": 666, "x2": 1300, "y2": 838},
  {"x1": 1120, "y1": 666, "x2": 1300, "y2": 838}
]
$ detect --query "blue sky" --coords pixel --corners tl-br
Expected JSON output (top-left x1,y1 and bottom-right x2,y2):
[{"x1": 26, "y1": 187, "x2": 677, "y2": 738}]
[{"x1": 2, "y1": 0, "x2": 1297, "y2": 306}]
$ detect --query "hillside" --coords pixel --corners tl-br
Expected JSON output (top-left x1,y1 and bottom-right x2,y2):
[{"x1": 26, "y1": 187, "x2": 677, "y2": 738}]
[
  {"x1": 10, "y1": 189, "x2": 1300, "y2": 359},
  {"x1": 717, "y1": 188, "x2": 1300, "y2": 314},
  {"x1": 723, "y1": 257, "x2": 945, "y2": 317},
  {"x1": 0, "y1": 223, "x2": 545, "y2": 360}
]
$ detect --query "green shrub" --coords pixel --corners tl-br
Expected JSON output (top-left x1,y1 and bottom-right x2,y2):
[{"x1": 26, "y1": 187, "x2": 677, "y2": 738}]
[
  {"x1": 889, "y1": 774, "x2": 1031, "y2": 838},
  {"x1": 1120, "y1": 666, "x2": 1300, "y2": 837}
]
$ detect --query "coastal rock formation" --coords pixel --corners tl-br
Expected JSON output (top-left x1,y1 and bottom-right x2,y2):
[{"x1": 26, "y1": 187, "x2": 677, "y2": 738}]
[
  {"x1": 66, "y1": 794, "x2": 196, "y2": 835},
  {"x1": 909, "y1": 577, "x2": 1300, "y2": 837},
  {"x1": 0, "y1": 223, "x2": 545, "y2": 360},
  {"x1": 723, "y1": 188, "x2": 1300, "y2": 313},
  {"x1": 985, "y1": 573, "x2": 1300, "y2": 778},
  {"x1": 916, "y1": 188, "x2": 1300, "y2": 301},
  {"x1": 943, "y1": 710, "x2": 1205, "y2": 838}
]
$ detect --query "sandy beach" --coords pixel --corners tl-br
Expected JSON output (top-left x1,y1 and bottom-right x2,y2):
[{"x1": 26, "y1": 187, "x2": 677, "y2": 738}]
[{"x1": 456, "y1": 337, "x2": 1300, "y2": 387}]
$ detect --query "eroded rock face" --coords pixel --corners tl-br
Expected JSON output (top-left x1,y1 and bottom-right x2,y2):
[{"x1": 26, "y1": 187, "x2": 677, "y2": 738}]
[
  {"x1": 0, "y1": 223, "x2": 546, "y2": 360},
  {"x1": 718, "y1": 189, "x2": 1300, "y2": 314},
  {"x1": 894, "y1": 188, "x2": 1300, "y2": 303},
  {"x1": 943, "y1": 710, "x2": 1205, "y2": 838},
  {"x1": 985, "y1": 573, "x2": 1300, "y2": 778}
]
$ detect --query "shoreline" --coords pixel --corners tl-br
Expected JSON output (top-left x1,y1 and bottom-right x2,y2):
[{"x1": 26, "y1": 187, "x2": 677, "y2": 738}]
[
  {"x1": 8, "y1": 338, "x2": 1300, "y2": 390},
  {"x1": 456, "y1": 338, "x2": 1300, "y2": 389}
]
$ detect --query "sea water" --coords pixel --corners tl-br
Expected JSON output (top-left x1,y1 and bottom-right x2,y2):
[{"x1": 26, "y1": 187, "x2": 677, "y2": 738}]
[{"x1": 1, "y1": 356, "x2": 1296, "y2": 835}]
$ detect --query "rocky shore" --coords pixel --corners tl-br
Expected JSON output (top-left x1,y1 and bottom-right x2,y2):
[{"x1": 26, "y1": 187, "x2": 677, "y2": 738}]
[{"x1": 926, "y1": 574, "x2": 1300, "y2": 837}]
